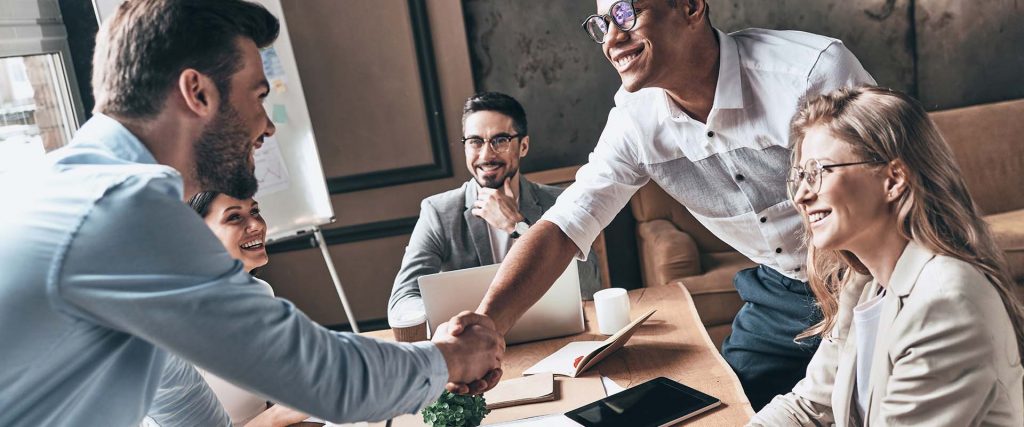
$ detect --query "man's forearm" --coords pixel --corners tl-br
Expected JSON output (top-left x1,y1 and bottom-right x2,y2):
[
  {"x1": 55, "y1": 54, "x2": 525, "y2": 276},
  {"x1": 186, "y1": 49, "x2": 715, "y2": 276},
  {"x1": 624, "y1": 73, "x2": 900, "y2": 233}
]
[{"x1": 477, "y1": 220, "x2": 578, "y2": 334}]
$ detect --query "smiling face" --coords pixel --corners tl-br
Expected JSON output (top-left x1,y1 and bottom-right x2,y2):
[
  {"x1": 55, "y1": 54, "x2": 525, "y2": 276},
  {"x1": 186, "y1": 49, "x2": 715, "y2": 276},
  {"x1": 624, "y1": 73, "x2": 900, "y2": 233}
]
[
  {"x1": 794, "y1": 126, "x2": 894, "y2": 254},
  {"x1": 463, "y1": 110, "x2": 529, "y2": 189},
  {"x1": 193, "y1": 37, "x2": 276, "y2": 200},
  {"x1": 596, "y1": 0, "x2": 694, "y2": 92},
  {"x1": 204, "y1": 194, "x2": 269, "y2": 272}
]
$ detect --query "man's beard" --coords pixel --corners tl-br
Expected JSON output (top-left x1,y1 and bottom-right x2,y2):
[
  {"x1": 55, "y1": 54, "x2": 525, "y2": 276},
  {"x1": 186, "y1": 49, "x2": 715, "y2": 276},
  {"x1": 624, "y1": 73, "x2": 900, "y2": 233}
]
[
  {"x1": 476, "y1": 162, "x2": 519, "y2": 189},
  {"x1": 193, "y1": 104, "x2": 259, "y2": 199}
]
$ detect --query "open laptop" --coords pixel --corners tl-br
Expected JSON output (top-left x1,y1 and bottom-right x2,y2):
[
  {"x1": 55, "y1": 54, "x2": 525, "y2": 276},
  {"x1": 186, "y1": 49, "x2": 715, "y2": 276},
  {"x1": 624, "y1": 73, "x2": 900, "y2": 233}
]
[{"x1": 419, "y1": 260, "x2": 585, "y2": 344}]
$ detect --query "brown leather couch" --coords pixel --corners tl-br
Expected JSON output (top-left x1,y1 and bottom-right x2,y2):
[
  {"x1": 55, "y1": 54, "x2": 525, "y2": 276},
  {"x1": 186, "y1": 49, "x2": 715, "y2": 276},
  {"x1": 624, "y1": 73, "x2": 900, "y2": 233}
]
[
  {"x1": 630, "y1": 98, "x2": 1024, "y2": 350},
  {"x1": 932, "y1": 99, "x2": 1024, "y2": 289}
]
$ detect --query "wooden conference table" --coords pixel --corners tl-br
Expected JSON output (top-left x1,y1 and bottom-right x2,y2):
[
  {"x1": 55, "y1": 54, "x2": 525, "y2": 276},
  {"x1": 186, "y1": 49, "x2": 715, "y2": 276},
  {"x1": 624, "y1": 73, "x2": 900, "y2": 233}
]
[{"x1": 363, "y1": 283, "x2": 754, "y2": 426}]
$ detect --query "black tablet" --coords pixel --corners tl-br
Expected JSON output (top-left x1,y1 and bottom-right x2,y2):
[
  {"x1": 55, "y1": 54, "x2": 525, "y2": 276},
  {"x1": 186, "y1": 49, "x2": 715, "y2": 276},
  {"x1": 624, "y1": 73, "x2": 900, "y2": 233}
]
[{"x1": 564, "y1": 377, "x2": 721, "y2": 427}]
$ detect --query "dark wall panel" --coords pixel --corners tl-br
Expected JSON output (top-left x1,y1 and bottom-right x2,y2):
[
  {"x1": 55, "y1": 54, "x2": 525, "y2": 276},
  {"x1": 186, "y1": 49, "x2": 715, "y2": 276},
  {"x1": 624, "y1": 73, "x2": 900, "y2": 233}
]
[
  {"x1": 714, "y1": 0, "x2": 916, "y2": 96},
  {"x1": 463, "y1": 0, "x2": 621, "y2": 172},
  {"x1": 915, "y1": 0, "x2": 1024, "y2": 109}
]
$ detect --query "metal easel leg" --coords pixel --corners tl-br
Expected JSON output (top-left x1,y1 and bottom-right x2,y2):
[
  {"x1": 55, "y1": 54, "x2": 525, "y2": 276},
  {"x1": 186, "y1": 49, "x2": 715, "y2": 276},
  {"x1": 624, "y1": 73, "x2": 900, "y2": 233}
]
[{"x1": 314, "y1": 227, "x2": 360, "y2": 333}]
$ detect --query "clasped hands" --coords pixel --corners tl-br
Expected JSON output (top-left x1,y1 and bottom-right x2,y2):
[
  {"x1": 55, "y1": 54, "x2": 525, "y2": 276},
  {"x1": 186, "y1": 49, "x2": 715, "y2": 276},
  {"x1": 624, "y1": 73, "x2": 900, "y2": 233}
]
[{"x1": 431, "y1": 311, "x2": 505, "y2": 395}]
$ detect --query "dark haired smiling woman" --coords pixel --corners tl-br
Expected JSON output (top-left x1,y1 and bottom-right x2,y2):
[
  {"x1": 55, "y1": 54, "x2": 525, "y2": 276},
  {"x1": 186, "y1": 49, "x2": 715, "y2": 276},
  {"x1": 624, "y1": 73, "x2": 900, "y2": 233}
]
[
  {"x1": 749, "y1": 86, "x2": 1024, "y2": 426},
  {"x1": 145, "y1": 192, "x2": 308, "y2": 427},
  {"x1": 189, "y1": 192, "x2": 307, "y2": 426},
  {"x1": 189, "y1": 191, "x2": 270, "y2": 274}
]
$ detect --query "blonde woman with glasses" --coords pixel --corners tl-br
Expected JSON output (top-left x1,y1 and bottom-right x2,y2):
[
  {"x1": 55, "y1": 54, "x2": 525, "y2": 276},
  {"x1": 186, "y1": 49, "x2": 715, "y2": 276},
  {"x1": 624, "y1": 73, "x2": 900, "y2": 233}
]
[{"x1": 749, "y1": 86, "x2": 1024, "y2": 426}]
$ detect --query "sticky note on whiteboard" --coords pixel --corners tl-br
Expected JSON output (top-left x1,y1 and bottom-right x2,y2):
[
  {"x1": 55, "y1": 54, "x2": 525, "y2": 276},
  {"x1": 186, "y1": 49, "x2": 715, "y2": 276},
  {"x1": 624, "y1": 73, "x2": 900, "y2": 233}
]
[
  {"x1": 271, "y1": 104, "x2": 288, "y2": 124},
  {"x1": 260, "y1": 47, "x2": 287, "y2": 82}
]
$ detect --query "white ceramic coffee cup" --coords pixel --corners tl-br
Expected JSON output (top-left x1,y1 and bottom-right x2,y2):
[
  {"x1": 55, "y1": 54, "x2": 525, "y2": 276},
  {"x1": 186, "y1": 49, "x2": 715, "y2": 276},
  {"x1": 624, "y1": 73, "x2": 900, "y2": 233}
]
[{"x1": 593, "y1": 288, "x2": 631, "y2": 335}]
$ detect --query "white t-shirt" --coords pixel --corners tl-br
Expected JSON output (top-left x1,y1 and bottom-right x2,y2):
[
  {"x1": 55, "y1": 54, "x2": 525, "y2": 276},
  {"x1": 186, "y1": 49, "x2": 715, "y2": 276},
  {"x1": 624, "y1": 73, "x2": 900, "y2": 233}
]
[
  {"x1": 487, "y1": 216, "x2": 513, "y2": 263},
  {"x1": 853, "y1": 284, "x2": 887, "y2": 419},
  {"x1": 474, "y1": 181, "x2": 518, "y2": 263}
]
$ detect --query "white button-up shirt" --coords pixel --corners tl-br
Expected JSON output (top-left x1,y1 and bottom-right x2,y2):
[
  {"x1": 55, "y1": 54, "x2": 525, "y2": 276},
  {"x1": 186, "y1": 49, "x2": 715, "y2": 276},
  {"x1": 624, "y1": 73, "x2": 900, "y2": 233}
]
[{"x1": 542, "y1": 28, "x2": 875, "y2": 281}]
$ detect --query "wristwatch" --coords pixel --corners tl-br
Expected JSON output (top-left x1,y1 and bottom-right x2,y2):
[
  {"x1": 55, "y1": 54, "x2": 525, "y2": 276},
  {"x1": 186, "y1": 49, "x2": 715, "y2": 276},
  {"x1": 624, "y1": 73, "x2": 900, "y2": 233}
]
[{"x1": 509, "y1": 219, "x2": 531, "y2": 239}]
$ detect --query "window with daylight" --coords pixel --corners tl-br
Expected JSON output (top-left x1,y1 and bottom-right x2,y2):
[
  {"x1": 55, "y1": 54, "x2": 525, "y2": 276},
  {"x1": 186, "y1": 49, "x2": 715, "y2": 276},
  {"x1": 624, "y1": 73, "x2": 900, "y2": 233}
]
[{"x1": 0, "y1": 53, "x2": 78, "y2": 174}]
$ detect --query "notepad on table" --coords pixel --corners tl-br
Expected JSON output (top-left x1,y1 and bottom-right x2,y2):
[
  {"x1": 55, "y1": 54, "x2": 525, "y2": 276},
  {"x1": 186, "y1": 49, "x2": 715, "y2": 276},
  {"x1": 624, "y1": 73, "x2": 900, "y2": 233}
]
[
  {"x1": 483, "y1": 373, "x2": 556, "y2": 409},
  {"x1": 522, "y1": 309, "x2": 656, "y2": 378}
]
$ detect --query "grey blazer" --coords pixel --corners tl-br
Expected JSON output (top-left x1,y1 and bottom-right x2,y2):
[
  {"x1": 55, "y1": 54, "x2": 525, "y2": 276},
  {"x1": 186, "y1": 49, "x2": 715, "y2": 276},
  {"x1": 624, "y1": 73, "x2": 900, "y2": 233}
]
[
  {"x1": 749, "y1": 241, "x2": 1024, "y2": 426},
  {"x1": 388, "y1": 176, "x2": 602, "y2": 322}
]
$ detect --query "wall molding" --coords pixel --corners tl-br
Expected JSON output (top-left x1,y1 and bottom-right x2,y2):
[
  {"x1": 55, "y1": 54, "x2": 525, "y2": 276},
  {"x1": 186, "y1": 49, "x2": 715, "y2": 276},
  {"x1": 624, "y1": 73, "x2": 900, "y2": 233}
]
[
  {"x1": 326, "y1": 317, "x2": 390, "y2": 332},
  {"x1": 326, "y1": 0, "x2": 452, "y2": 194},
  {"x1": 267, "y1": 216, "x2": 418, "y2": 254},
  {"x1": 0, "y1": 18, "x2": 64, "y2": 26}
]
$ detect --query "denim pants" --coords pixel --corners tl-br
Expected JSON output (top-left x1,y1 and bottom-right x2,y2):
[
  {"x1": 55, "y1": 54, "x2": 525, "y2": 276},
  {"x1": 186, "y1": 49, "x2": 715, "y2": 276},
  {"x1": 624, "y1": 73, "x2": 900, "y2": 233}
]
[{"x1": 721, "y1": 265, "x2": 822, "y2": 410}]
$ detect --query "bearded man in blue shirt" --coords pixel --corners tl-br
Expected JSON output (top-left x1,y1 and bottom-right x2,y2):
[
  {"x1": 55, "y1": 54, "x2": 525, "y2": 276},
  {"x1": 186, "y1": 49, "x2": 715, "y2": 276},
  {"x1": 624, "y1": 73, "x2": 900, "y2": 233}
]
[{"x1": 0, "y1": 1, "x2": 502, "y2": 425}]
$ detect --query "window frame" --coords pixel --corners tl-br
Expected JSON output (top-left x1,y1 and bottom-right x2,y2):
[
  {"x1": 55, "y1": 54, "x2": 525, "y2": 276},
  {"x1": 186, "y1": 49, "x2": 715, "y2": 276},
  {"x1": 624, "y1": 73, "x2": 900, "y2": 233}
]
[{"x1": 0, "y1": 12, "x2": 88, "y2": 141}]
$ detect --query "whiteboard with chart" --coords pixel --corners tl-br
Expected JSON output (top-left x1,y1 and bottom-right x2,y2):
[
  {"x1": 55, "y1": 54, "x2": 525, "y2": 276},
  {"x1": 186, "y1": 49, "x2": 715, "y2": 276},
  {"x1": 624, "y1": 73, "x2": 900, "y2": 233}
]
[{"x1": 251, "y1": 0, "x2": 335, "y2": 242}]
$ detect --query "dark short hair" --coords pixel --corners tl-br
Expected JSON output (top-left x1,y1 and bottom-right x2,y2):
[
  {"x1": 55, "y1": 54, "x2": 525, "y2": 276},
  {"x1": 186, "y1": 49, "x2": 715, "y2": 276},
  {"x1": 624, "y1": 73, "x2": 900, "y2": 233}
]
[
  {"x1": 93, "y1": 0, "x2": 279, "y2": 118},
  {"x1": 462, "y1": 92, "x2": 528, "y2": 136},
  {"x1": 187, "y1": 191, "x2": 220, "y2": 218}
]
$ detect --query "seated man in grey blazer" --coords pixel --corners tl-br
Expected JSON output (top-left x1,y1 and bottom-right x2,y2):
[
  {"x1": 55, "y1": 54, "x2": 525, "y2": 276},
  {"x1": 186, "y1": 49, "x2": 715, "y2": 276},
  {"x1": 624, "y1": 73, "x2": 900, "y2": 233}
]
[{"x1": 389, "y1": 92, "x2": 601, "y2": 323}]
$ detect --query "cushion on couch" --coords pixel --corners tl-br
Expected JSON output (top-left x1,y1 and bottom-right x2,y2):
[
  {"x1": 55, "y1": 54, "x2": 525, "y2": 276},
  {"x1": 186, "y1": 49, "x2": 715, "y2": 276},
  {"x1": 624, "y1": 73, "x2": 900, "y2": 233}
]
[
  {"x1": 986, "y1": 210, "x2": 1024, "y2": 284},
  {"x1": 631, "y1": 183, "x2": 734, "y2": 254},
  {"x1": 930, "y1": 99, "x2": 1024, "y2": 216},
  {"x1": 684, "y1": 252, "x2": 754, "y2": 327},
  {"x1": 636, "y1": 219, "x2": 701, "y2": 286}
]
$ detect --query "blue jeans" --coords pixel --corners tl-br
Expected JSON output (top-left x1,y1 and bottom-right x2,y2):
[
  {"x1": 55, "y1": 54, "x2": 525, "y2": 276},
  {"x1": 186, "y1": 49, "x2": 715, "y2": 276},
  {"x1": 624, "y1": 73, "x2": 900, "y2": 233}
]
[{"x1": 721, "y1": 265, "x2": 821, "y2": 410}]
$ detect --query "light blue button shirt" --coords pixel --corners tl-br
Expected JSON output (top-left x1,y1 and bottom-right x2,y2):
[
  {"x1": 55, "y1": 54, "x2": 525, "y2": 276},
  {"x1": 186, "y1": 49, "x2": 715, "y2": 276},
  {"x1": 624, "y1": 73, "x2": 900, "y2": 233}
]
[
  {"x1": 0, "y1": 114, "x2": 448, "y2": 426},
  {"x1": 146, "y1": 354, "x2": 232, "y2": 426}
]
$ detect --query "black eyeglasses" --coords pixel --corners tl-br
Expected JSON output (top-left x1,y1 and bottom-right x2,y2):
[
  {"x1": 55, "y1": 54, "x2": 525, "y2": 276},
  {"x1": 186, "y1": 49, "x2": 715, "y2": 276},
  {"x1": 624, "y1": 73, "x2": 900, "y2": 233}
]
[
  {"x1": 581, "y1": 0, "x2": 638, "y2": 44},
  {"x1": 461, "y1": 134, "x2": 522, "y2": 153},
  {"x1": 787, "y1": 158, "x2": 888, "y2": 198}
]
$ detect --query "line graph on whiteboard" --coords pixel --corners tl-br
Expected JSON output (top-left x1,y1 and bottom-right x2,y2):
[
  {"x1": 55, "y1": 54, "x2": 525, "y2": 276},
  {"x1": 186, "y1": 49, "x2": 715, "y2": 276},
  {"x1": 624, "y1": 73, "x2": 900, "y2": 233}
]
[{"x1": 254, "y1": 135, "x2": 291, "y2": 197}]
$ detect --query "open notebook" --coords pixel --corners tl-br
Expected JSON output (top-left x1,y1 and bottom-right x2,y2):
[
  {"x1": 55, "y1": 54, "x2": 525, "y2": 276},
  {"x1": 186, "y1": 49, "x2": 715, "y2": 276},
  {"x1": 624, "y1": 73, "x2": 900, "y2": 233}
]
[{"x1": 523, "y1": 309, "x2": 656, "y2": 377}]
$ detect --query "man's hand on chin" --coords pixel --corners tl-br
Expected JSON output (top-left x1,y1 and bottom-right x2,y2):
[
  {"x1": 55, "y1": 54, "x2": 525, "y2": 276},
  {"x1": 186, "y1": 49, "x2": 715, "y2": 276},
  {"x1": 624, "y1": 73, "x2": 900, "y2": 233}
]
[
  {"x1": 472, "y1": 178, "x2": 522, "y2": 233},
  {"x1": 432, "y1": 311, "x2": 505, "y2": 395}
]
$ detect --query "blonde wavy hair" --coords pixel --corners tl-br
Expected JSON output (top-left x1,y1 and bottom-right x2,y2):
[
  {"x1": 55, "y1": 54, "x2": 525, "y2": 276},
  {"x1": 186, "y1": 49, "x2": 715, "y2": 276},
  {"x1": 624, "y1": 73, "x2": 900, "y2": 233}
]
[{"x1": 789, "y1": 86, "x2": 1024, "y2": 359}]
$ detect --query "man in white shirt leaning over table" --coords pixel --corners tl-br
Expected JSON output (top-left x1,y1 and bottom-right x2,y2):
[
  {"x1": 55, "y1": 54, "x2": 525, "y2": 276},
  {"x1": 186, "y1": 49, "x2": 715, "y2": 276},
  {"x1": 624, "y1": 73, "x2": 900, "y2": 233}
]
[{"x1": 459, "y1": 0, "x2": 875, "y2": 409}]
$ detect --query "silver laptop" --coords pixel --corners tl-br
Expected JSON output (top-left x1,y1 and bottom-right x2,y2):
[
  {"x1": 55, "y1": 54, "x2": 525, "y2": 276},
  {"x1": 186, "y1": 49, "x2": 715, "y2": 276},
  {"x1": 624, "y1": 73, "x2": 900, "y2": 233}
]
[{"x1": 419, "y1": 260, "x2": 585, "y2": 344}]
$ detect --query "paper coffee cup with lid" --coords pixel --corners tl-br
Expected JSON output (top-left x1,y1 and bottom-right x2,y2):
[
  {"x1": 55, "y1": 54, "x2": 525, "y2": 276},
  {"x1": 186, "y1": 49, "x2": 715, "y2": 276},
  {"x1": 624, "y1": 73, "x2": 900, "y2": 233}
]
[{"x1": 390, "y1": 309, "x2": 428, "y2": 342}]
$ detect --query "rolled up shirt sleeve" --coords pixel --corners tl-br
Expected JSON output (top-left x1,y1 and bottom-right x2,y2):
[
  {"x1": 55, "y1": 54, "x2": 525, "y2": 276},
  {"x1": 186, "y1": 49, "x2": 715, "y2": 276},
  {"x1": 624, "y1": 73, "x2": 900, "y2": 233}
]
[
  {"x1": 541, "y1": 107, "x2": 650, "y2": 260},
  {"x1": 53, "y1": 173, "x2": 447, "y2": 423}
]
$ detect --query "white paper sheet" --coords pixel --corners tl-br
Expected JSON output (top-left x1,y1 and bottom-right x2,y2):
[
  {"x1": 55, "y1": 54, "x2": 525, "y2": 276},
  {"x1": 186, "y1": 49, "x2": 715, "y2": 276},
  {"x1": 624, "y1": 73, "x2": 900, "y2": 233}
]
[
  {"x1": 601, "y1": 376, "x2": 626, "y2": 395},
  {"x1": 488, "y1": 378, "x2": 622, "y2": 426},
  {"x1": 522, "y1": 341, "x2": 605, "y2": 377},
  {"x1": 487, "y1": 414, "x2": 581, "y2": 426}
]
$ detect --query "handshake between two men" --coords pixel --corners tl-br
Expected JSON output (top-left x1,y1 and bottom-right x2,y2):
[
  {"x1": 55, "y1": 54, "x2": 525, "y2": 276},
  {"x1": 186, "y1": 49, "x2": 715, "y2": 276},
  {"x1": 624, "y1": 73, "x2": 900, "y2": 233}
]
[{"x1": 431, "y1": 311, "x2": 506, "y2": 395}]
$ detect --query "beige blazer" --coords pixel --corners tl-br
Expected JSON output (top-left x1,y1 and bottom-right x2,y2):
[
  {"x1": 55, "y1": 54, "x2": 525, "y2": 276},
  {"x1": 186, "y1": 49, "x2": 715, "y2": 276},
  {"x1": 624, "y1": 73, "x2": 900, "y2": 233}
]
[{"x1": 749, "y1": 241, "x2": 1023, "y2": 426}]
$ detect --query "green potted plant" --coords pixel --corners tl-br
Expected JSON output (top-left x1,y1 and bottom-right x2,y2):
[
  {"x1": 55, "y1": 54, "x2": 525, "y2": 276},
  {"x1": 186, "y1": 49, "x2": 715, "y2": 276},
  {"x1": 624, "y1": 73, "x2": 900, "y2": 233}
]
[{"x1": 421, "y1": 391, "x2": 490, "y2": 427}]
